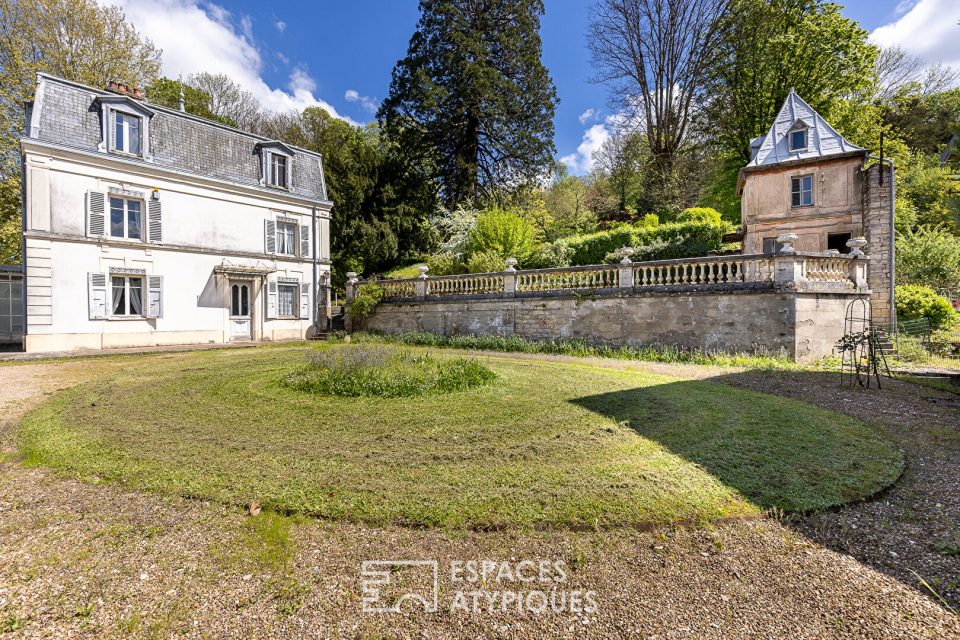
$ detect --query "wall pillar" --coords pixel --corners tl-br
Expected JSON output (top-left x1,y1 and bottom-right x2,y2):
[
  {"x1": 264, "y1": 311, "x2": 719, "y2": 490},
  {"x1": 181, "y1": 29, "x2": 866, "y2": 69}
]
[
  {"x1": 416, "y1": 265, "x2": 428, "y2": 300},
  {"x1": 864, "y1": 164, "x2": 894, "y2": 328},
  {"x1": 504, "y1": 258, "x2": 517, "y2": 298}
]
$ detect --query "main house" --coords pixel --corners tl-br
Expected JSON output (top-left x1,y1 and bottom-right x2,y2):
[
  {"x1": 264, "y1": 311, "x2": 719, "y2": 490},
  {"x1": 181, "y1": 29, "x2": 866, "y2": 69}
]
[{"x1": 18, "y1": 73, "x2": 332, "y2": 353}]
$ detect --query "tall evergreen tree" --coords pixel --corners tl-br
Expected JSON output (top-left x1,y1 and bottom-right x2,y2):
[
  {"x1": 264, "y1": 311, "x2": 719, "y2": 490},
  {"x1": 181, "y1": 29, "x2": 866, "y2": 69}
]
[{"x1": 378, "y1": 0, "x2": 558, "y2": 206}]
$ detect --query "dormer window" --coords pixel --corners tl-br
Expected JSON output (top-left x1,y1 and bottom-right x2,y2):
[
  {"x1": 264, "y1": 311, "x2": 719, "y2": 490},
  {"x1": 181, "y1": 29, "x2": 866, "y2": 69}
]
[
  {"x1": 113, "y1": 112, "x2": 142, "y2": 155},
  {"x1": 257, "y1": 141, "x2": 294, "y2": 190},
  {"x1": 788, "y1": 124, "x2": 809, "y2": 152},
  {"x1": 268, "y1": 152, "x2": 288, "y2": 188},
  {"x1": 96, "y1": 95, "x2": 154, "y2": 159}
]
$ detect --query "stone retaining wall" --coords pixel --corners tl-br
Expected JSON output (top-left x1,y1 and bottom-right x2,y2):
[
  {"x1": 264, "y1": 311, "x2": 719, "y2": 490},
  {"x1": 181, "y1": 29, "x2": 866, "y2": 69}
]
[{"x1": 362, "y1": 288, "x2": 861, "y2": 363}]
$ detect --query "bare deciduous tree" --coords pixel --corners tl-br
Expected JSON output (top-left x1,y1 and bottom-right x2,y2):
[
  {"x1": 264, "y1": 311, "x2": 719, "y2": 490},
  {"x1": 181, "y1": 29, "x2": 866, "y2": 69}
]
[
  {"x1": 588, "y1": 0, "x2": 728, "y2": 189},
  {"x1": 187, "y1": 72, "x2": 263, "y2": 131},
  {"x1": 875, "y1": 46, "x2": 960, "y2": 102}
]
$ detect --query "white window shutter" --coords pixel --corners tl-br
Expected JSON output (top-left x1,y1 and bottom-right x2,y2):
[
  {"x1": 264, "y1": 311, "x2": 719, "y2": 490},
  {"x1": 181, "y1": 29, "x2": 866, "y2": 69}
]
[
  {"x1": 266, "y1": 281, "x2": 278, "y2": 319},
  {"x1": 147, "y1": 275, "x2": 163, "y2": 318},
  {"x1": 299, "y1": 281, "x2": 310, "y2": 318},
  {"x1": 88, "y1": 272, "x2": 107, "y2": 319},
  {"x1": 147, "y1": 199, "x2": 162, "y2": 243},
  {"x1": 265, "y1": 219, "x2": 276, "y2": 254},
  {"x1": 319, "y1": 218, "x2": 330, "y2": 260},
  {"x1": 299, "y1": 225, "x2": 311, "y2": 258},
  {"x1": 87, "y1": 191, "x2": 106, "y2": 237}
]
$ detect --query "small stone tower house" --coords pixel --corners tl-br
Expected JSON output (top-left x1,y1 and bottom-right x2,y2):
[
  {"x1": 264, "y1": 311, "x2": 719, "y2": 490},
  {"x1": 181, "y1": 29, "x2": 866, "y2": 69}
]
[{"x1": 738, "y1": 90, "x2": 894, "y2": 326}]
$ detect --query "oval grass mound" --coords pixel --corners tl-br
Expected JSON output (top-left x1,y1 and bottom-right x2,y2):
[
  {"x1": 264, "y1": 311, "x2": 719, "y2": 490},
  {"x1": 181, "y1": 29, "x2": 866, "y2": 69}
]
[
  {"x1": 16, "y1": 346, "x2": 903, "y2": 529},
  {"x1": 283, "y1": 345, "x2": 496, "y2": 397}
]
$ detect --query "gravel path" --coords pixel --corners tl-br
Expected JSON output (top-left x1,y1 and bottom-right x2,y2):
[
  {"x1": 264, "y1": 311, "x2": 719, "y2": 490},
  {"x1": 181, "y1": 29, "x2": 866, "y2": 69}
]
[{"x1": 0, "y1": 355, "x2": 958, "y2": 639}]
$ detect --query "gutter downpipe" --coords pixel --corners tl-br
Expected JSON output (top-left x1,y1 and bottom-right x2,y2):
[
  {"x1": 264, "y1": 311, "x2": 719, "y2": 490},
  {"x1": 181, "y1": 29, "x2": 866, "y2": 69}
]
[
  {"x1": 867, "y1": 154, "x2": 896, "y2": 330},
  {"x1": 19, "y1": 144, "x2": 27, "y2": 349},
  {"x1": 311, "y1": 206, "x2": 318, "y2": 331}
]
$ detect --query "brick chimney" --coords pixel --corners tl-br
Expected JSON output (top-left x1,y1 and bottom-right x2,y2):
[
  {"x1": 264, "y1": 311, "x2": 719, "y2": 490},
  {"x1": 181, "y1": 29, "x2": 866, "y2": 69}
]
[{"x1": 106, "y1": 81, "x2": 144, "y2": 101}]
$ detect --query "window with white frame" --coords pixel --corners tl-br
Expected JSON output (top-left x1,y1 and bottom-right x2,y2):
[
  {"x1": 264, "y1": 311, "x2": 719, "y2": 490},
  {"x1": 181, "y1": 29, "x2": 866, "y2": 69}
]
[
  {"x1": 276, "y1": 220, "x2": 297, "y2": 255},
  {"x1": 111, "y1": 276, "x2": 144, "y2": 316},
  {"x1": 791, "y1": 175, "x2": 813, "y2": 207},
  {"x1": 112, "y1": 111, "x2": 143, "y2": 156},
  {"x1": 109, "y1": 196, "x2": 143, "y2": 240},
  {"x1": 267, "y1": 152, "x2": 289, "y2": 188},
  {"x1": 277, "y1": 282, "x2": 298, "y2": 317}
]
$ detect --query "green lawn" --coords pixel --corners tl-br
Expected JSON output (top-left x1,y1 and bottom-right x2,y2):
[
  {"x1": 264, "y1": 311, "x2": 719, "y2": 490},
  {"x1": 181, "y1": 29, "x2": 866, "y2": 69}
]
[{"x1": 16, "y1": 346, "x2": 903, "y2": 528}]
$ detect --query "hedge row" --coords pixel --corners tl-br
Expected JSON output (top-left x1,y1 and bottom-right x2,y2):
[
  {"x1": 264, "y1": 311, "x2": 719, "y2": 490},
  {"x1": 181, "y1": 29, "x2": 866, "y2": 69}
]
[{"x1": 564, "y1": 220, "x2": 731, "y2": 266}]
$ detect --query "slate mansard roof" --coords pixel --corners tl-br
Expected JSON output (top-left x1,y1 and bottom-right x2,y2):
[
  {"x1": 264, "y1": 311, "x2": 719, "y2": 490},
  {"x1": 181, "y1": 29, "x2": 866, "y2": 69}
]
[
  {"x1": 744, "y1": 89, "x2": 865, "y2": 171},
  {"x1": 23, "y1": 73, "x2": 329, "y2": 204}
]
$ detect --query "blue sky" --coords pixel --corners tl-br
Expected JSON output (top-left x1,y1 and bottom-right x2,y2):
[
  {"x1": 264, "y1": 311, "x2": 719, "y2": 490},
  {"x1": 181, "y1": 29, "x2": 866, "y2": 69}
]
[{"x1": 112, "y1": 0, "x2": 960, "y2": 173}]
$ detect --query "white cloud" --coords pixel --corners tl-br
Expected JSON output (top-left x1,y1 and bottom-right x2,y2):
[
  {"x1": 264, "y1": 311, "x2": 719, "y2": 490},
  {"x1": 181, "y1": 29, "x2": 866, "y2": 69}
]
[
  {"x1": 275, "y1": 20, "x2": 286, "y2": 33},
  {"x1": 560, "y1": 123, "x2": 610, "y2": 174},
  {"x1": 108, "y1": 0, "x2": 355, "y2": 122},
  {"x1": 344, "y1": 88, "x2": 379, "y2": 113},
  {"x1": 578, "y1": 108, "x2": 597, "y2": 124},
  {"x1": 871, "y1": 0, "x2": 960, "y2": 69}
]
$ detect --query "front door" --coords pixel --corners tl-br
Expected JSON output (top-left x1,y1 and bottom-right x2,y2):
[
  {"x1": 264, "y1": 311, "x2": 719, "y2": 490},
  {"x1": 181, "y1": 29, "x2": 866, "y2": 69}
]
[{"x1": 229, "y1": 280, "x2": 252, "y2": 340}]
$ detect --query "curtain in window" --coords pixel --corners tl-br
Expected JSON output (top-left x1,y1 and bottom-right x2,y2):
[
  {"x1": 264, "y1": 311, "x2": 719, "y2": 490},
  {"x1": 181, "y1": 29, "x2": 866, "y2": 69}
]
[
  {"x1": 277, "y1": 223, "x2": 297, "y2": 255},
  {"x1": 112, "y1": 277, "x2": 126, "y2": 315},
  {"x1": 127, "y1": 201, "x2": 142, "y2": 239},
  {"x1": 278, "y1": 284, "x2": 296, "y2": 316},
  {"x1": 129, "y1": 278, "x2": 143, "y2": 315}
]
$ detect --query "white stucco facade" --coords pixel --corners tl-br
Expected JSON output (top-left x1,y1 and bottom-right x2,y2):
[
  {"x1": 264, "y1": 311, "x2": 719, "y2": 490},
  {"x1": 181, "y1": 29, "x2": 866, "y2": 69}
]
[{"x1": 20, "y1": 75, "x2": 333, "y2": 353}]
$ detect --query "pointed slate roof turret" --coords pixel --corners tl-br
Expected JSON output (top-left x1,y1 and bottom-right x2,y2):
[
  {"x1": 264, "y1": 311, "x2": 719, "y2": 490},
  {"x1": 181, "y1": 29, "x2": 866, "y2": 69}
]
[{"x1": 744, "y1": 89, "x2": 865, "y2": 169}]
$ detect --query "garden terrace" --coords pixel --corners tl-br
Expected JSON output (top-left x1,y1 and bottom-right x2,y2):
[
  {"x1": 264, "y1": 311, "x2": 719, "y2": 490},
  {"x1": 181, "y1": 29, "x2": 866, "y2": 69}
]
[{"x1": 348, "y1": 251, "x2": 870, "y2": 362}]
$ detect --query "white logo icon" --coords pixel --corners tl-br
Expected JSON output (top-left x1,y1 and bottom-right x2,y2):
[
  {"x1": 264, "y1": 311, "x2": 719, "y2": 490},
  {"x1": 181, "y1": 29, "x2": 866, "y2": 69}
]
[{"x1": 361, "y1": 560, "x2": 439, "y2": 613}]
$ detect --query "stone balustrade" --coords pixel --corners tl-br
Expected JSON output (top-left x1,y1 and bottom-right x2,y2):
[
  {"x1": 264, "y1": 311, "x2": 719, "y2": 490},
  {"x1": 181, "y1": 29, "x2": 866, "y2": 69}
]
[{"x1": 346, "y1": 251, "x2": 868, "y2": 304}]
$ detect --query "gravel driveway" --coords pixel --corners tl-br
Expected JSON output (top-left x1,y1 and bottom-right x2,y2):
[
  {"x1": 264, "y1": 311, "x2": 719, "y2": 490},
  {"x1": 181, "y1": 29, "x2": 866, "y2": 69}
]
[{"x1": 0, "y1": 354, "x2": 957, "y2": 639}]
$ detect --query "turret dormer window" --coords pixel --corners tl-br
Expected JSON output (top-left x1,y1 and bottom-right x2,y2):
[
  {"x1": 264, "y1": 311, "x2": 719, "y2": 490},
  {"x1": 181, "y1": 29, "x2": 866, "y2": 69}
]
[{"x1": 788, "y1": 123, "x2": 809, "y2": 152}]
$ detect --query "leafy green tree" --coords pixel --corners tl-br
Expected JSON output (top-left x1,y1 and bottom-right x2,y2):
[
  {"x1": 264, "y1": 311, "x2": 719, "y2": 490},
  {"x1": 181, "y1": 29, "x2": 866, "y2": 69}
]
[
  {"x1": 896, "y1": 226, "x2": 960, "y2": 293},
  {"x1": 884, "y1": 87, "x2": 960, "y2": 157},
  {"x1": 146, "y1": 78, "x2": 239, "y2": 127},
  {"x1": 542, "y1": 166, "x2": 597, "y2": 241},
  {"x1": 0, "y1": 0, "x2": 161, "y2": 263},
  {"x1": 378, "y1": 0, "x2": 558, "y2": 205},
  {"x1": 702, "y1": 0, "x2": 877, "y2": 166},
  {"x1": 466, "y1": 208, "x2": 536, "y2": 262}
]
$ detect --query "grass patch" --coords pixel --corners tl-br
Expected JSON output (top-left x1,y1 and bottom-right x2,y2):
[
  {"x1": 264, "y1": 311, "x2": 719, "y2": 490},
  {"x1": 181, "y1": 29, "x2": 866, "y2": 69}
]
[
  {"x1": 283, "y1": 345, "x2": 495, "y2": 397},
  {"x1": 17, "y1": 346, "x2": 901, "y2": 529},
  {"x1": 382, "y1": 263, "x2": 425, "y2": 279},
  {"x1": 349, "y1": 331, "x2": 806, "y2": 369}
]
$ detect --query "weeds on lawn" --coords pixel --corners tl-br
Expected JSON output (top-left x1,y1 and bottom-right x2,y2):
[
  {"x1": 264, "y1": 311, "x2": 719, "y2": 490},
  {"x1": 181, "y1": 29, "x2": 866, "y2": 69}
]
[
  {"x1": 284, "y1": 344, "x2": 496, "y2": 397},
  {"x1": 348, "y1": 331, "x2": 802, "y2": 369}
]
